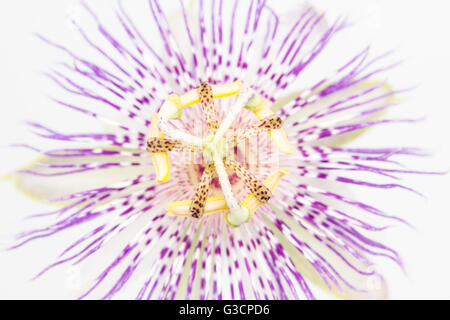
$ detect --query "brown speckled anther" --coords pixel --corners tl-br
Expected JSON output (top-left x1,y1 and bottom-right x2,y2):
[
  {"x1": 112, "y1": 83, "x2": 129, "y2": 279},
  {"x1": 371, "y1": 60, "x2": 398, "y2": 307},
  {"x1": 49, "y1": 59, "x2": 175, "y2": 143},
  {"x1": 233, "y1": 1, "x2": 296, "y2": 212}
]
[
  {"x1": 229, "y1": 114, "x2": 283, "y2": 146},
  {"x1": 225, "y1": 159, "x2": 271, "y2": 203},
  {"x1": 189, "y1": 164, "x2": 216, "y2": 218},
  {"x1": 146, "y1": 137, "x2": 200, "y2": 153},
  {"x1": 199, "y1": 82, "x2": 219, "y2": 132}
]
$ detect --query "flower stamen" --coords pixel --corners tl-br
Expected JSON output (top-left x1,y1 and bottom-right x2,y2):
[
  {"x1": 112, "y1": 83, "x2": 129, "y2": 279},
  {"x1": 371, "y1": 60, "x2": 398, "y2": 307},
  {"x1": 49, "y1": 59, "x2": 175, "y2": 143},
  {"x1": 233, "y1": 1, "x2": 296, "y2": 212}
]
[
  {"x1": 246, "y1": 94, "x2": 296, "y2": 154},
  {"x1": 146, "y1": 137, "x2": 200, "y2": 153},
  {"x1": 225, "y1": 159, "x2": 271, "y2": 203},
  {"x1": 148, "y1": 114, "x2": 170, "y2": 183},
  {"x1": 180, "y1": 80, "x2": 243, "y2": 107},
  {"x1": 228, "y1": 114, "x2": 283, "y2": 146},
  {"x1": 189, "y1": 163, "x2": 215, "y2": 218},
  {"x1": 149, "y1": 81, "x2": 289, "y2": 227},
  {"x1": 240, "y1": 169, "x2": 290, "y2": 220},
  {"x1": 199, "y1": 82, "x2": 219, "y2": 132},
  {"x1": 158, "y1": 94, "x2": 203, "y2": 147}
]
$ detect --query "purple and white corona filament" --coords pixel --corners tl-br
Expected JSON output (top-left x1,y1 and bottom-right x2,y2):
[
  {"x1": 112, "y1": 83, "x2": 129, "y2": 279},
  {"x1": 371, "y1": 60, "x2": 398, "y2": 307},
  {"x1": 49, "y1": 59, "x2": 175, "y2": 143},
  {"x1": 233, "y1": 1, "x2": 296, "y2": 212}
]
[{"x1": 9, "y1": 0, "x2": 432, "y2": 299}]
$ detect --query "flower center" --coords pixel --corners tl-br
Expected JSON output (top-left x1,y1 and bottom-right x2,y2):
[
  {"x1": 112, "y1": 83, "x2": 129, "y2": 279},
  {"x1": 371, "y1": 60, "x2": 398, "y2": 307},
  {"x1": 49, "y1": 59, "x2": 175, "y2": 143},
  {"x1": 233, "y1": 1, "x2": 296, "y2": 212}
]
[
  {"x1": 146, "y1": 81, "x2": 295, "y2": 227},
  {"x1": 202, "y1": 135, "x2": 226, "y2": 164}
]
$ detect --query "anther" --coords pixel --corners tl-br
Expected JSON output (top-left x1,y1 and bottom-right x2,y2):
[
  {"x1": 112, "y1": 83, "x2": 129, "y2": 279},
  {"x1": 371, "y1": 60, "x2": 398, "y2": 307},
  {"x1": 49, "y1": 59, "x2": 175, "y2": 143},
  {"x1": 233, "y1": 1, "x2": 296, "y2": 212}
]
[
  {"x1": 148, "y1": 114, "x2": 170, "y2": 183},
  {"x1": 189, "y1": 164, "x2": 215, "y2": 218},
  {"x1": 225, "y1": 159, "x2": 272, "y2": 203},
  {"x1": 228, "y1": 114, "x2": 283, "y2": 146},
  {"x1": 199, "y1": 82, "x2": 219, "y2": 132},
  {"x1": 245, "y1": 93, "x2": 296, "y2": 154},
  {"x1": 146, "y1": 137, "x2": 200, "y2": 153}
]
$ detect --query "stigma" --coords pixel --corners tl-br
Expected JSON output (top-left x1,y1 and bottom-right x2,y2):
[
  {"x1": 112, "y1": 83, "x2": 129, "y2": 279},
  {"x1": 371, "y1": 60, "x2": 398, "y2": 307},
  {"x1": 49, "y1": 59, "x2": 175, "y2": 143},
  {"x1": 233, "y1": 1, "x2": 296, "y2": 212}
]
[{"x1": 146, "y1": 81, "x2": 294, "y2": 227}]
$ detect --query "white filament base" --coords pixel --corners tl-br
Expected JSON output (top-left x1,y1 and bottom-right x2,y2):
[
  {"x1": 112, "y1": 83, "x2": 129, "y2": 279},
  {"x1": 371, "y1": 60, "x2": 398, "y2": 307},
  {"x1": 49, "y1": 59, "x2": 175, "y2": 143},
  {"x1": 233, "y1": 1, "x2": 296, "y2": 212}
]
[{"x1": 226, "y1": 206, "x2": 250, "y2": 227}]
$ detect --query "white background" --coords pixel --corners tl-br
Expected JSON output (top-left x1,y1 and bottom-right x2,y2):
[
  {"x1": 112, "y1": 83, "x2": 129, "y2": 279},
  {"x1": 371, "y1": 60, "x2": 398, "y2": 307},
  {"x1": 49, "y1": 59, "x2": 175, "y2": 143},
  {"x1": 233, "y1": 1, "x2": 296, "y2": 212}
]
[{"x1": 0, "y1": 0, "x2": 449, "y2": 299}]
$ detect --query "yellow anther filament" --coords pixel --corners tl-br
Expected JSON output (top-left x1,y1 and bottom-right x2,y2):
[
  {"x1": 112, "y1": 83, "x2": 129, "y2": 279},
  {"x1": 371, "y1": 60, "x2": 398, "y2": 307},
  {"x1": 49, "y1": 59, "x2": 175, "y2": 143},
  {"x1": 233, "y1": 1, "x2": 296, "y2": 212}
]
[
  {"x1": 180, "y1": 80, "x2": 243, "y2": 107},
  {"x1": 240, "y1": 169, "x2": 290, "y2": 220},
  {"x1": 246, "y1": 96, "x2": 296, "y2": 154},
  {"x1": 148, "y1": 114, "x2": 170, "y2": 183},
  {"x1": 166, "y1": 196, "x2": 228, "y2": 217}
]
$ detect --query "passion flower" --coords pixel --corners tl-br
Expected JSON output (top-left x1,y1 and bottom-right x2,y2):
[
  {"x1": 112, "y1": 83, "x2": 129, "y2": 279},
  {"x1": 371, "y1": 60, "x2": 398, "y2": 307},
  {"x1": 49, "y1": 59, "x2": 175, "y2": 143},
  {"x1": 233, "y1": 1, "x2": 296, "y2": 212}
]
[{"x1": 8, "y1": 0, "x2": 433, "y2": 300}]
